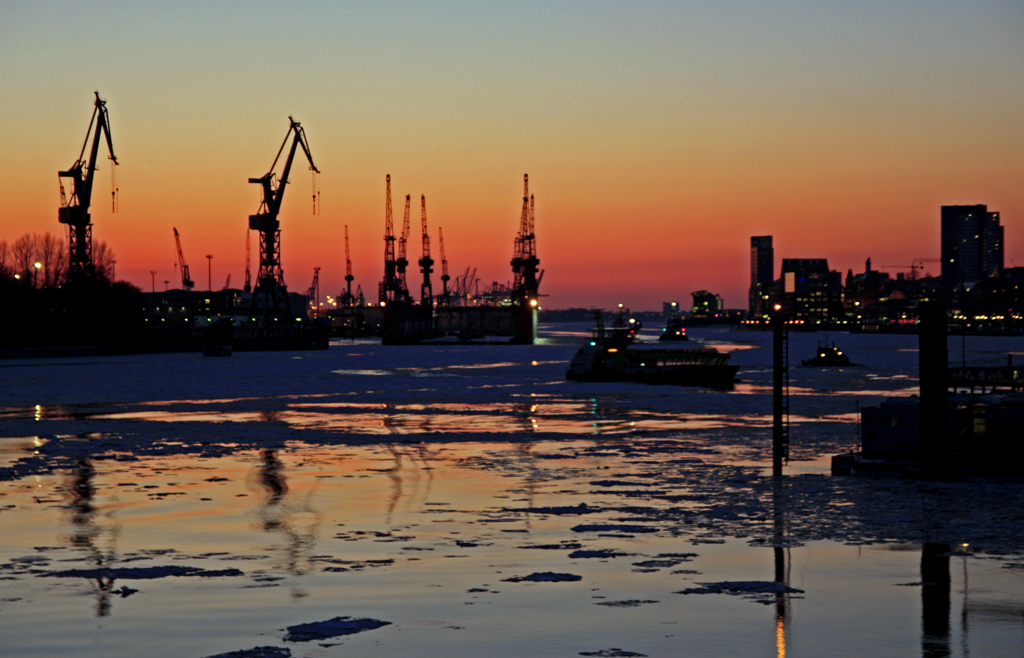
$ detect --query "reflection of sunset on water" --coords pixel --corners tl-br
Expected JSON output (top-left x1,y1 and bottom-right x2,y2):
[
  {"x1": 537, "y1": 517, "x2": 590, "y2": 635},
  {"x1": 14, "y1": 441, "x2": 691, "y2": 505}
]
[{"x1": 3, "y1": 328, "x2": 1024, "y2": 655}]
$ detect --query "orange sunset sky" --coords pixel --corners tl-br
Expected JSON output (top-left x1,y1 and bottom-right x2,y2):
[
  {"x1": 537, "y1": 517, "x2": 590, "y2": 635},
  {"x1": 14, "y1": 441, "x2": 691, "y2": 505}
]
[{"x1": 2, "y1": 2, "x2": 1022, "y2": 310}]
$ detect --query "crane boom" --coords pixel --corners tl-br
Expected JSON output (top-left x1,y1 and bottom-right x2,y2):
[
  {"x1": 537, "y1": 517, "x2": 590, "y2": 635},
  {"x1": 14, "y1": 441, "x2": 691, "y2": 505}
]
[
  {"x1": 59, "y1": 91, "x2": 118, "y2": 278},
  {"x1": 173, "y1": 227, "x2": 194, "y2": 290}
]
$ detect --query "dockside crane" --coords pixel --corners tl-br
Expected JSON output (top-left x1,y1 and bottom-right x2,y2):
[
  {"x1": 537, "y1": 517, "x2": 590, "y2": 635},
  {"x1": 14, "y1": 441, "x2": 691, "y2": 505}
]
[
  {"x1": 307, "y1": 267, "x2": 321, "y2": 318},
  {"x1": 380, "y1": 175, "x2": 398, "y2": 304},
  {"x1": 419, "y1": 195, "x2": 434, "y2": 307},
  {"x1": 510, "y1": 174, "x2": 540, "y2": 343},
  {"x1": 437, "y1": 226, "x2": 450, "y2": 306},
  {"x1": 173, "y1": 228, "x2": 195, "y2": 290},
  {"x1": 248, "y1": 117, "x2": 319, "y2": 315},
  {"x1": 396, "y1": 194, "x2": 412, "y2": 303},
  {"x1": 342, "y1": 225, "x2": 355, "y2": 307},
  {"x1": 880, "y1": 258, "x2": 942, "y2": 281},
  {"x1": 511, "y1": 174, "x2": 540, "y2": 305},
  {"x1": 58, "y1": 92, "x2": 118, "y2": 279}
]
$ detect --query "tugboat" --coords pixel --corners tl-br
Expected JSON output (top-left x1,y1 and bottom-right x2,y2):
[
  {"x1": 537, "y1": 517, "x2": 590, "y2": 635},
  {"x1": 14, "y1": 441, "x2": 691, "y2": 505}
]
[
  {"x1": 802, "y1": 339, "x2": 851, "y2": 367},
  {"x1": 566, "y1": 311, "x2": 738, "y2": 387},
  {"x1": 659, "y1": 315, "x2": 688, "y2": 341}
]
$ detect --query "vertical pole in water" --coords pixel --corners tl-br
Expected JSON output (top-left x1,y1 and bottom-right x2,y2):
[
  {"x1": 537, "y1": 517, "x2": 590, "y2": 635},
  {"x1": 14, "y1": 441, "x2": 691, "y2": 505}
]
[
  {"x1": 919, "y1": 302, "x2": 950, "y2": 479},
  {"x1": 772, "y1": 304, "x2": 786, "y2": 477}
]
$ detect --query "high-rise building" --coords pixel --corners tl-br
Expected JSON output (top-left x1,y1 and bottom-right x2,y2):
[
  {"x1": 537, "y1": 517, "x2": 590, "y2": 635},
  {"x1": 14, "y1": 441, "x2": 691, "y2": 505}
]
[
  {"x1": 941, "y1": 205, "x2": 1003, "y2": 287},
  {"x1": 749, "y1": 236, "x2": 773, "y2": 319},
  {"x1": 781, "y1": 259, "x2": 844, "y2": 324}
]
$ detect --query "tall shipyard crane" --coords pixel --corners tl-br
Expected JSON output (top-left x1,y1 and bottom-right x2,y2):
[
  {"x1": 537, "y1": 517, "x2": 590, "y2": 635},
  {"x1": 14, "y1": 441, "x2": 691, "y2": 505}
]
[
  {"x1": 380, "y1": 175, "x2": 398, "y2": 304},
  {"x1": 437, "y1": 226, "x2": 450, "y2": 306},
  {"x1": 58, "y1": 92, "x2": 118, "y2": 279},
  {"x1": 511, "y1": 174, "x2": 540, "y2": 306},
  {"x1": 173, "y1": 228, "x2": 194, "y2": 290},
  {"x1": 418, "y1": 195, "x2": 434, "y2": 307},
  {"x1": 395, "y1": 194, "x2": 412, "y2": 303},
  {"x1": 342, "y1": 225, "x2": 355, "y2": 307},
  {"x1": 248, "y1": 117, "x2": 319, "y2": 315},
  {"x1": 510, "y1": 174, "x2": 541, "y2": 344}
]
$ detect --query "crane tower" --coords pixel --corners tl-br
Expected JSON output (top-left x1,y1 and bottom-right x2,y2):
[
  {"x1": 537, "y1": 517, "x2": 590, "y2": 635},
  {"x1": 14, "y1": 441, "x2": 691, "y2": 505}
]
[
  {"x1": 380, "y1": 175, "x2": 398, "y2": 304},
  {"x1": 511, "y1": 174, "x2": 540, "y2": 304},
  {"x1": 396, "y1": 194, "x2": 412, "y2": 303},
  {"x1": 510, "y1": 174, "x2": 541, "y2": 344},
  {"x1": 438, "y1": 226, "x2": 450, "y2": 306},
  {"x1": 343, "y1": 225, "x2": 355, "y2": 307},
  {"x1": 419, "y1": 195, "x2": 434, "y2": 307}
]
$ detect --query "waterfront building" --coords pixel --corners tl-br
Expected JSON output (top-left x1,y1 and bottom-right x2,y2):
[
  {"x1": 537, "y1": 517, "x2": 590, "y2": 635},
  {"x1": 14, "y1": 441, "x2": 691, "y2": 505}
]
[
  {"x1": 749, "y1": 236, "x2": 773, "y2": 320},
  {"x1": 780, "y1": 258, "x2": 844, "y2": 325},
  {"x1": 941, "y1": 204, "x2": 1003, "y2": 288},
  {"x1": 691, "y1": 290, "x2": 724, "y2": 320}
]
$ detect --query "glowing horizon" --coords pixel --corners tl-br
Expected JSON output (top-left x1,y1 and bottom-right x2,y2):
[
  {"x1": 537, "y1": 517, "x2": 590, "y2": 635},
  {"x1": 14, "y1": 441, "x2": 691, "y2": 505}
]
[{"x1": 2, "y1": 2, "x2": 1021, "y2": 310}]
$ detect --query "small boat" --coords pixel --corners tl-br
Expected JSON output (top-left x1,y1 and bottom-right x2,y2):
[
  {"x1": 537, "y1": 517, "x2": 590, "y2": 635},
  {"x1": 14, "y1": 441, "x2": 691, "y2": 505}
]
[
  {"x1": 566, "y1": 311, "x2": 738, "y2": 387},
  {"x1": 659, "y1": 316, "x2": 688, "y2": 341},
  {"x1": 802, "y1": 341, "x2": 851, "y2": 367}
]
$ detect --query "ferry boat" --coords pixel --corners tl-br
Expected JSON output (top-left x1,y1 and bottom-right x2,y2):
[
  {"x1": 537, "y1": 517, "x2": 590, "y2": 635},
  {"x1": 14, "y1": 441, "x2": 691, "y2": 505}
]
[{"x1": 566, "y1": 312, "x2": 738, "y2": 387}]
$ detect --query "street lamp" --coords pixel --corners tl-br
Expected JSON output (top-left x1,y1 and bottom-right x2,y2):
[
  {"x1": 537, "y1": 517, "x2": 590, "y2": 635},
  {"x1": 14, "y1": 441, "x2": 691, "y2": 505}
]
[
  {"x1": 33, "y1": 262, "x2": 41, "y2": 288},
  {"x1": 206, "y1": 255, "x2": 213, "y2": 291}
]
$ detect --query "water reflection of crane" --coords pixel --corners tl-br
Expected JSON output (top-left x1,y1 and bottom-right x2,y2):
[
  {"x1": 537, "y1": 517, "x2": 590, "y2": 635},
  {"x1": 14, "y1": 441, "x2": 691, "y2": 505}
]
[
  {"x1": 516, "y1": 442, "x2": 539, "y2": 529},
  {"x1": 65, "y1": 458, "x2": 122, "y2": 617},
  {"x1": 381, "y1": 443, "x2": 436, "y2": 525},
  {"x1": 254, "y1": 449, "x2": 321, "y2": 598}
]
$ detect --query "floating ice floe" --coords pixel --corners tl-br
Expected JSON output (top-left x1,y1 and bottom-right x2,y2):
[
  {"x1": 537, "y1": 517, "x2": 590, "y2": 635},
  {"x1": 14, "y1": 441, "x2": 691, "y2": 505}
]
[
  {"x1": 502, "y1": 572, "x2": 582, "y2": 583},
  {"x1": 518, "y1": 542, "x2": 583, "y2": 550},
  {"x1": 594, "y1": 600, "x2": 659, "y2": 607},
  {"x1": 503, "y1": 503, "x2": 600, "y2": 515},
  {"x1": 569, "y1": 549, "x2": 634, "y2": 559},
  {"x1": 675, "y1": 580, "x2": 804, "y2": 604},
  {"x1": 571, "y1": 524, "x2": 658, "y2": 534},
  {"x1": 204, "y1": 646, "x2": 291, "y2": 658},
  {"x1": 283, "y1": 616, "x2": 391, "y2": 642},
  {"x1": 40, "y1": 565, "x2": 243, "y2": 579}
]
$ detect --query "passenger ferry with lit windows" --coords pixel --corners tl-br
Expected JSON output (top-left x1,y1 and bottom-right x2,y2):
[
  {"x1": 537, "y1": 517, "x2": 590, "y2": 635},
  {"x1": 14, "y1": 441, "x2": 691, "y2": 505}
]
[{"x1": 565, "y1": 311, "x2": 739, "y2": 388}]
